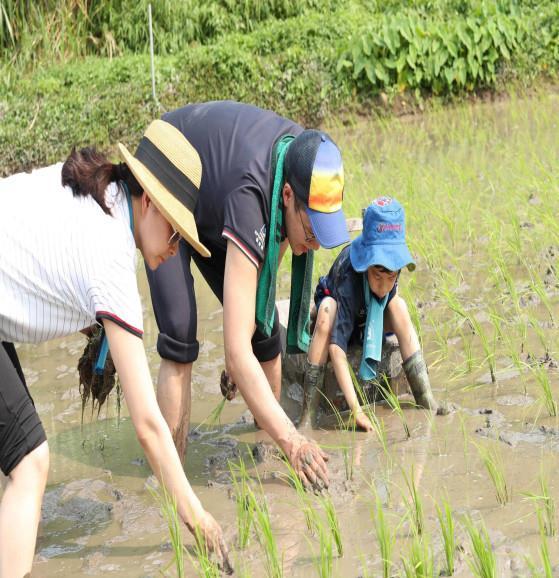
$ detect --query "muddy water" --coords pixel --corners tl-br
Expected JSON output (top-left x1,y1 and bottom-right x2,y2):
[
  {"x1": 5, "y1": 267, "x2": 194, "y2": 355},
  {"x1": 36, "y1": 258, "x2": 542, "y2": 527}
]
[{"x1": 4, "y1": 93, "x2": 559, "y2": 576}]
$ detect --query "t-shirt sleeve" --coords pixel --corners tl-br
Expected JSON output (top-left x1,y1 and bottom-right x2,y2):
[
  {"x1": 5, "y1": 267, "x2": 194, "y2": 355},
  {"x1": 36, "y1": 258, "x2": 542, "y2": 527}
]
[
  {"x1": 88, "y1": 226, "x2": 144, "y2": 338},
  {"x1": 329, "y1": 270, "x2": 359, "y2": 353},
  {"x1": 222, "y1": 184, "x2": 268, "y2": 268}
]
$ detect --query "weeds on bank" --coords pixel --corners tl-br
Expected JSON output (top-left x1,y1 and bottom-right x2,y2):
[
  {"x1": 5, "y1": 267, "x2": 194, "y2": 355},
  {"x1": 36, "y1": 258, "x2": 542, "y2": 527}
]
[
  {"x1": 463, "y1": 515, "x2": 496, "y2": 578},
  {"x1": 475, "y1": 443, "x2": 511, "y2": 505}
]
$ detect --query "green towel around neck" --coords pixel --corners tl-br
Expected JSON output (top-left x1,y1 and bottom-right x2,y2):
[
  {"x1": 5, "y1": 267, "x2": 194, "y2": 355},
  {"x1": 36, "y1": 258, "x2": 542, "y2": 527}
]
[
  {"x1": 255, "y1": 135, "x2": 313, "y2": 355},
  {"x1": 359, "y1": 274, "x2": 388, "y2": 380}
]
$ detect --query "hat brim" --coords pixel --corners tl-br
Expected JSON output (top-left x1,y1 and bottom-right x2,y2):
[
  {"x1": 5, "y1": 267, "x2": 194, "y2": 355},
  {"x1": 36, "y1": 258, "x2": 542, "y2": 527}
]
[
  {"x1": 306, "y1": 207, "x2": 350, "y2": 249},
  {"x1": 350, "y1": 235, "x2": 416, "y2": 272},
  {"x1": 118, "y1": 143, "x2": 211, "y2": 258}
]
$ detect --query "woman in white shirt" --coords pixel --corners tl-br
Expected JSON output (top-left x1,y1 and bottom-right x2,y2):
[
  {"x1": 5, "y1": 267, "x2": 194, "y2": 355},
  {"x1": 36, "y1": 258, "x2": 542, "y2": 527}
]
[{"x1": 0, "y1": 121, "x2": 229, "y2": 577}]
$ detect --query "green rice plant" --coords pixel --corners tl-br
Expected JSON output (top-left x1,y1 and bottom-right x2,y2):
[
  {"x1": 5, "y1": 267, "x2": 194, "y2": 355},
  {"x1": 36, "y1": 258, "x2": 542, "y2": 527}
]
[
  {"x1": 475, "y1": 443, "x2": 511, "y2": 505},
  {"x1": 148, "y1": 482, "x2": 186, "y2": 578},
  {"x1": 320, "y1": 494, "x2": 343, "y2": 557},
  {"x1": 401, "y1": 533, "x2": 435, "y2": 578},
  {"x1": 522, "y1": 471, "x2": 557, "y2": 537},
  {"x1": 252, "y1": 492, "x2": 283, "y2": 578},
  {"x1": 349, "y1": 366, "x2": 391, "y2": 460},
  {"x1": 228, "y1": 457, "x2": 254, "y2": 549},
  {"x1": 526, "y1": 265, "x2": 554, "y2": 324},
  {"x1": 279, "y1": 456, "x2": 319, "y2": 535},
  {"x1": 372, "y1": 491, "x2": 395, "y2": 578},
  {"x1": 463, "y1": 515, "x2": 496, "y2": 578},
  {"x1": 528, "y1": 316, "x2": 550, "y2": 356},
  {"x1": 376, "y1": 375, "x2": 410, "y2": 439},
  {"x1": 435, "y1": 497, "x2": 456, "y2": 576},
  {"x1": 402, "y1": 465, "x2": 424, "y2": 536},
  {"x1": 194, "y1": 397, "x2": 227, "y2": 432},
  {"x1": 311, "y1": 523, "x2": 334, "y2": 578},
  {"x1": 531, "y1": 364, "x2": 557, "y2": 417},
  {"x1": 459, "y1": 413, "x2": 470, "y2": 473},
  {"x1": 534, "y1": 507, "x2": 554, "y2": 578},
  {"x1": 193, "y1": 525, "x2": 221, "y2": 578}
]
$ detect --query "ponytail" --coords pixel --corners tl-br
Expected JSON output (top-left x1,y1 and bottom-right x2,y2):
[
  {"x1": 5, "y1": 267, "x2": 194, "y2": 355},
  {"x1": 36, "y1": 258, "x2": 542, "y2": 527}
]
[{"x1": 61, "y1": 147, "x2": 141, "y2": 214}]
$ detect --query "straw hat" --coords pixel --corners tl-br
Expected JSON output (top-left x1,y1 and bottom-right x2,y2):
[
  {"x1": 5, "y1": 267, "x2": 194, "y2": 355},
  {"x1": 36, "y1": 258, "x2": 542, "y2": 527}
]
[{"x1": 118, "y1": 119, "x2": 210, "y2": 258}]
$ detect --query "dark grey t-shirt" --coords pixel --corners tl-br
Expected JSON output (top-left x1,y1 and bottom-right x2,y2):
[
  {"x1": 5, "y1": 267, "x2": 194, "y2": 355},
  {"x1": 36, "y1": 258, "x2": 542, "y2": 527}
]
[{"x1": 162, "y1": 101, "x2": 303, "y2": 267}]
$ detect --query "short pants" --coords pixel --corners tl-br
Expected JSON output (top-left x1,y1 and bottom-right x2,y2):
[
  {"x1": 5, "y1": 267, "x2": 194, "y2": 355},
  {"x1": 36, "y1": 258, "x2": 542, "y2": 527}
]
[
  {"x1": 0, "y1": 342, "x2": 47, "y2": 476},
  {"x1": 146, "y1": 239, "x2": 281, "y2": 365}
]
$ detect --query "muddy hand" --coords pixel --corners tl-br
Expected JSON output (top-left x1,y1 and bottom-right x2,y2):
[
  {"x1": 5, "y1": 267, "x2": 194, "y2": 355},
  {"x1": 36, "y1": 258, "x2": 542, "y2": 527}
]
[
  {"x1": 354, "y1": 410, "x2": 374, "y2": 432},
  {"x1": 287, "y1": 433, "x2": 329, "y2": 492},
  {"x1": 220, "y1": 370, "x2": 237, "y2": 401},
  {"x1": 189, "y1": 510, "x2": 233, "y2": 574}
]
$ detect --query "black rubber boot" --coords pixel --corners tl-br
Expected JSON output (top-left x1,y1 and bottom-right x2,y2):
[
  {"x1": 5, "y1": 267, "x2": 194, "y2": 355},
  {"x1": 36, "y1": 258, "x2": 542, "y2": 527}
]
[
  {"x1": 298, "y1": 360, "x2": 326, "y2": 429},
  {"x1": 402, "y1": 350, "x2": 438, "y2": 410}
]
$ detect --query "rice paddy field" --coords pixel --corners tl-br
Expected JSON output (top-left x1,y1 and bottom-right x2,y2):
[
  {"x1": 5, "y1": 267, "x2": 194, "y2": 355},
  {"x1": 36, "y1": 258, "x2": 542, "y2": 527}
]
[{"x1": 6, "y1": 90, "x2": 559, "y2": 577}]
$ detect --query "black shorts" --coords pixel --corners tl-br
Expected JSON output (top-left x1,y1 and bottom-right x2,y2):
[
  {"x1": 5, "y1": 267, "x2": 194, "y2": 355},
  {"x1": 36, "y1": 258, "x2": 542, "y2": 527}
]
[
  {"x1": 0, "y1": 342, "x2": 47, "y2": 476},
  {"x1": 146, "y1": 240, "x2": 281, "y2": 365}
]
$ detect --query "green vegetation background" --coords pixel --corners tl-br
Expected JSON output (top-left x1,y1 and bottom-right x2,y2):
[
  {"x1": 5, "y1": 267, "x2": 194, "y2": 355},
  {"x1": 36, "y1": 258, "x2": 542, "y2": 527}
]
[{"x1": 1, "y1": 0, "x2": 558, "y2": 175}]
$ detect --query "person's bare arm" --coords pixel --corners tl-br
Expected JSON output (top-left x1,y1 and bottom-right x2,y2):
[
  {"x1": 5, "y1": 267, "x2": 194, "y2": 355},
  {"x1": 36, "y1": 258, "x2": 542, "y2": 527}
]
[
  {"x1": 329, "y1": 344, "x2": 374, "y2": 432},
  {"x1": 103, "y1": 319, "x2": 230, "y2": 568},
  {"x1": 223, "y1": 241, "x2": 329, "y2": 488}
]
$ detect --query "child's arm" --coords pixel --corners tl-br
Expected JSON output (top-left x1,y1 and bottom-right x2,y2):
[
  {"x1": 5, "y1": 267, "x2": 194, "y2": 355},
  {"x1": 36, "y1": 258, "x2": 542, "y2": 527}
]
[{"x1": 329, "y1": 344, "x2": 374, "y2": 432}]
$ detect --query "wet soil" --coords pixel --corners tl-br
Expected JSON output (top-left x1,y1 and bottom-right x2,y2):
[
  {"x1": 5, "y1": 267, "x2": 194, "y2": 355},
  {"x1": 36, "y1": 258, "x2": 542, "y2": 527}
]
[{"x1": 3, "y1": 93, "x2": 559, "y2": 576}]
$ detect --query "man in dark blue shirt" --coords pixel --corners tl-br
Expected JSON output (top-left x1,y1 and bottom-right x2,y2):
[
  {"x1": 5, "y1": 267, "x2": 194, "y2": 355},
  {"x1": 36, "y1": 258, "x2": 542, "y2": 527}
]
[{"x1": 141, "y1": 101, "x2": 350, "y2": 489}]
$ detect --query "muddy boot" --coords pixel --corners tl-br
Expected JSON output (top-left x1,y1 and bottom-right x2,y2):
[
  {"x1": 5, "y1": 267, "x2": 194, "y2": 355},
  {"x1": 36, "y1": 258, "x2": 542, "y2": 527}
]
[
  {"x1": 298, "y1": 361, "x2": 326, "y2": 429},
  {"x1": 403, "y1": 350, "x2": 438, "y2": 411}
]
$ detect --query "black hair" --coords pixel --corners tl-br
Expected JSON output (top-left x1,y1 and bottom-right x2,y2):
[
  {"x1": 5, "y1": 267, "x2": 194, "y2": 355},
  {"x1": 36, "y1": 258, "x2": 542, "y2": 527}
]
[{"x1": 61, "y1": 147, "x2": 142, "y2": 214}]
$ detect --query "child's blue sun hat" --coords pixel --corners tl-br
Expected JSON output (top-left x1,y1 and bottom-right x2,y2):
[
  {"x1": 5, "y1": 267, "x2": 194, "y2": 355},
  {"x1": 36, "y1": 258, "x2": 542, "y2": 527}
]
[{"x1": 350, "y1": 196, "x2": 416, "y2": 272}]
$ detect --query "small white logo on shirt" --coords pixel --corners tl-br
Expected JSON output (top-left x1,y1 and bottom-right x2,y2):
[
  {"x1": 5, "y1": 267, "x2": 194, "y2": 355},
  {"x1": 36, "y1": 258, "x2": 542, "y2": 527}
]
[{"x1": 255, "y1": 225, "x2": 266, "y2": 251}]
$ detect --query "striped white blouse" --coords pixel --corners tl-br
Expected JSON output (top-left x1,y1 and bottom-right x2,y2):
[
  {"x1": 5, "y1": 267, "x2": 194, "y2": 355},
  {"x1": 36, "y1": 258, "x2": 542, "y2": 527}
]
[{"x1": 0, "y1": 163, "x2": 143, "y2": 343}]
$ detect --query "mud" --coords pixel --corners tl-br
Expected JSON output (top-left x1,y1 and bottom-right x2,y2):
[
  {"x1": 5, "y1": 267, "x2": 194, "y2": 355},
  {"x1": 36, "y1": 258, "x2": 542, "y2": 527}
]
[{"x1": 3, "y1": 94, "x2": 559, "y2": 577}]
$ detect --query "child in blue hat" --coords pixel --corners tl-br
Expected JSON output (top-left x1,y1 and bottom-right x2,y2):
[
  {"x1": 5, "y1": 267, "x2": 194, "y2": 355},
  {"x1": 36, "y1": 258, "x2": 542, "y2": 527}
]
[{"x1": 299, "y1": 196, "x2": 439, "y2": 430}]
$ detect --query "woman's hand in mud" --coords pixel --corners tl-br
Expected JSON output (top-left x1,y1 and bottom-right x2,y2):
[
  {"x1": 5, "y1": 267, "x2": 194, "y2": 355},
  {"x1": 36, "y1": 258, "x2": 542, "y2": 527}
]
[
  {"x1": 220, "y1": 370, "x2": 237, "y2": 401},
  {"x1": 188, "y1": 510, "x2": 233, "y2": 575},
  {"x1": 285, "y1": 433, "x2": 329, "y2": 492},
  {"x1": 353, "y1": 410, "x2": 375, "y2": 433}
]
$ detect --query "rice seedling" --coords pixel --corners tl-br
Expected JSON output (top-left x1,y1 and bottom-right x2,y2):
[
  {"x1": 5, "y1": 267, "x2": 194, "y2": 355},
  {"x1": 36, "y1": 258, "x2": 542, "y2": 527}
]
[
  {"x1": 402, "y1": 465, "x2": 424, "y2": 536},
  {"x1": 530, "y1": 364, "x2": 557, "y2": 417},
  {"x1": 435, "y1": 497, "x2": 456, "y2": 576},
  {"x1": 531, "y1": 507, "x2": 554, "y2": 578},
  {"x1": 320, "y1": 494, "x2": 343, "y2": 557},
  {"x1": 192, "y1": 525, "x2": 222, "y2": 578},
  {"x1": 228, "y1": 456, "x2": 254, "y2": 549},
  {"x1": 194, "y1": 397, "x2": 227, "y2": 432},
  {"x1": 279, "y1": 456, "x2": 319, "y2": 535},
  {"x1": 311, "y1": 523, "x2": 334, "y2": 578},
  {"x1": 474, "y1": 442, "x2": 511, "y2": 505},
  {"x1": 252, "y1": 491, "x2": 283, "y2": 578},
  {"x1": 401, "y1": 533, "x2": 435, "y2": 578},
  {"x1": 372, "y1": 491, "x2": 395, "y2": 578},
  {"x1": 376, "y1": 375, "x2": 410, "y2": 439},
  {"x1": 349, "y1": 366, "x2": 391, "y2": 460},
  {"x1": 522, "y1": 471, "x2": 556, "y2": 537},
  {"x1": 463, "y1": 515, "x2": 496, "y2": 578},
  {"x1": 459, "y1": 413, "x2": 470, "y2": 473}
]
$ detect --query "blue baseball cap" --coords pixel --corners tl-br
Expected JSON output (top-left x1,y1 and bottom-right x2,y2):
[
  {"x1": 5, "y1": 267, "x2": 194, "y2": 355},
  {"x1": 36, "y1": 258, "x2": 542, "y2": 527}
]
[
  {"x1": 284, "y1": 130, "x2": 349, "y2": 249},
  {"x1": 350, "y1": 197, "x2": 416, "y2": 272}
]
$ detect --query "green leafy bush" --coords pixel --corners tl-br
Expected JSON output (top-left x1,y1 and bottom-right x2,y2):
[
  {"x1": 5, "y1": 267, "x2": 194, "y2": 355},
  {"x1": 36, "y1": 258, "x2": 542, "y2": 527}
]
[{"x1": 338, "y1": 11, "x2": 521, "y2": 95}]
